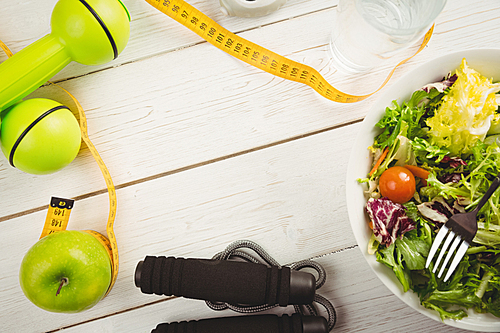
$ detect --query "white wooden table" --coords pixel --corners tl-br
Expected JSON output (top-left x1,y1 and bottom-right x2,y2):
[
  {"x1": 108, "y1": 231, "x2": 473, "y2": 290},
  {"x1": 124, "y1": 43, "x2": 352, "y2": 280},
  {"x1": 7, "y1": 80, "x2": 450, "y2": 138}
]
[{"x1": 1, "y1": 0, "x2": 499, "y2": 332}]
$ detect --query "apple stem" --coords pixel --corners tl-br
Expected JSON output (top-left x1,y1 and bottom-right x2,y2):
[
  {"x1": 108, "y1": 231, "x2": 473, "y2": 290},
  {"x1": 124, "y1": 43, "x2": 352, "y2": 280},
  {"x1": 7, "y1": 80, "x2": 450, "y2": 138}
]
[{"x1": 56, "y1": 277, "x2": 68, "y2": 296}]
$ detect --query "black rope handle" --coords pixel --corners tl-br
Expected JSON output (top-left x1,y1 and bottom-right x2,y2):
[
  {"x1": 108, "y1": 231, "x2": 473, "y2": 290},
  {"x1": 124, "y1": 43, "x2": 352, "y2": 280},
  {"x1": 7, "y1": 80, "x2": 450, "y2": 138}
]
[{"x1": 206, "y1": 240, "x2": 337, "y2": 331}]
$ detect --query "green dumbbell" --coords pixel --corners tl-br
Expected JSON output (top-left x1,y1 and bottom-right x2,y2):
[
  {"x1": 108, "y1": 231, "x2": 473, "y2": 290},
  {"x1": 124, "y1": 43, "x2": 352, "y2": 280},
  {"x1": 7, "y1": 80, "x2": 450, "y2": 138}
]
[
  {"x1": 0, "y1": 0, "x2": 130, "y2": 112},
  {"x1": 0, "y1": 0, "x2": 130, "y2": 174}
]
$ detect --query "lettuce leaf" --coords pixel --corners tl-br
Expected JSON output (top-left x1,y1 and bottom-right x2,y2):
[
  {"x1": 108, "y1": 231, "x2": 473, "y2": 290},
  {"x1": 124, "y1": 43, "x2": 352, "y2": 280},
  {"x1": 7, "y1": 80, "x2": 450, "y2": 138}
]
[
  {"x1": 369, "y1": 79, "x2": 450, "y2": 177},
  {"x1": 375, "y1": 229, "x2": 430, "y2": 291},
  {"x1": 374, "y1": 90, "x2": 430, "y2": 150},
  {"x1": 424, "y1": 289, "x2": 482, "y2": 309},
  {"x1": 376, "y1": 242, "x2": 411, "y2": 292},
  {"x1": 411, "y1": 137, "x2": 450, "y2": 164},
  {"x1": 485, "y1": 298, "x2": 500, "y2": 318},
  {"x1": 474, "y1": 223, "x2": 500, "y2": 247},
  {"x1": 395, "y1": 231, "x2": 430, "y2": 270},
  {"x1": 426, "y1": 58, "x2": 500, "y2": 156},
  {"x1": 422, "y1": 300, "x2": 469, "y2": 321}
]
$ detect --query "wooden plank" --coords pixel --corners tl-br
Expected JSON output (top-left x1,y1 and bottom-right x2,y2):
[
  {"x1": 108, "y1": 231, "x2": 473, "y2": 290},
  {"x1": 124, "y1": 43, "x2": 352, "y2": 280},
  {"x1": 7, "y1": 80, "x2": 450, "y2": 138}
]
[
  {"x1": 1, "y1": 1, "x2": 499, "y2": 219},
  {"x1": 0, "y1": 123, "x2": 358, "y2": 332},
  {"x1": 1, "y1": 1, "x2": 500, "y2": 332},
  {"x1": 0, "y1": 0, "x2": 337, "y2": 81},
  {"x1": 57, "y1": 248, "x2": 470, "y2": 332}
]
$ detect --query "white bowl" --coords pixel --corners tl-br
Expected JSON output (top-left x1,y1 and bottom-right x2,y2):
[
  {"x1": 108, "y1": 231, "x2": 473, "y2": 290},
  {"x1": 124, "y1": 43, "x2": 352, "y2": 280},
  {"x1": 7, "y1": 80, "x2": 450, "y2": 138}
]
[{"x1": 346, "y1": 49, "x2": 500, "y2": 332}]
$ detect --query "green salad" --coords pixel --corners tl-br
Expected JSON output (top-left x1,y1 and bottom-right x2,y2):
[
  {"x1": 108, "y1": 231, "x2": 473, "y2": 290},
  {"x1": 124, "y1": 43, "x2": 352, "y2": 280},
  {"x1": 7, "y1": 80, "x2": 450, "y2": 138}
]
[{"x1": 361, "y1": 58, "x2": 500, "y2": 320}]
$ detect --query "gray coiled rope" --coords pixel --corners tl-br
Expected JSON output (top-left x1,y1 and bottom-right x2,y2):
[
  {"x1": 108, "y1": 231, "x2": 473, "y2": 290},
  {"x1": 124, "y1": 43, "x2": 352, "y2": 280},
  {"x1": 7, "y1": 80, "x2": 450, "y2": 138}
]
[{"x1": 206, "y1": 240, "x2": 337, "y2": 331}]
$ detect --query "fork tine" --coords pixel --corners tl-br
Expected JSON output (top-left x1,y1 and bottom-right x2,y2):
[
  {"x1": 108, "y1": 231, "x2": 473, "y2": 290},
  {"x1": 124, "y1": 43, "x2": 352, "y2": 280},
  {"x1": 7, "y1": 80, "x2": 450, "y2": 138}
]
[
  {"x1": 443, "y1": 241, "x2": 469, "y2": 282},
  {"x1": 432, "y1": 230, "x2": 455, "y2": 274},
  {"x1": 426, "y1": 226, "x2": 449, "y2": 269},
  {"x1": 438, "y1": 235, "x2": 461, "y2": 278}
]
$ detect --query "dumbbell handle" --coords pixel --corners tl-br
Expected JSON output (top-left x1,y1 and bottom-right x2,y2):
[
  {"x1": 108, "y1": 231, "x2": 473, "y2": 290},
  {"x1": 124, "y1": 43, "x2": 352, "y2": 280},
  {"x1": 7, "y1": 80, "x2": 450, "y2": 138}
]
[
  {"x1": 0, "y1": 34, "x2": 72, "y2": 111},
  {"x1": 0, "y1": 0, "x2": 130, "y2": 112},
  {"x1": 152, "y1": 314, "x2": 328, "y2": 333},
  {"x1": 135, "y1": 256, "x2": 315, "y2": 306}
]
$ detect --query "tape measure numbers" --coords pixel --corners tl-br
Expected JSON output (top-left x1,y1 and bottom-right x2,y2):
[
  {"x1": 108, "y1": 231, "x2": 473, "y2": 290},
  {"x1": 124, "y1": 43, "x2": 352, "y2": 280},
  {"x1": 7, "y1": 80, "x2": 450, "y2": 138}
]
[
  {"x1": 145, "y1": 0, "x2": 433, "y2": 103},
  {"x1": 0, "y1": 39, "x2": 119, "y2": 297},
  {"x1": 2, "y1": 0, "x2": 432, "y2": 299},
  {"x1": 39, "y1": 197, "x2": 74, "y2": 239},
  {"x1": 49, "y1": 83, "x2": 119, "y2": 296}
]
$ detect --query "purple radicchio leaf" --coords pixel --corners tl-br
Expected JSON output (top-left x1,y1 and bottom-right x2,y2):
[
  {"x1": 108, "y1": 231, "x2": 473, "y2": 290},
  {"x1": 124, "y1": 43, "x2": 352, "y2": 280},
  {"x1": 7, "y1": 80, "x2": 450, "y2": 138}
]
[
  {"x1": 442, "y1": 73, "x2": 458, "y2": 89},
  {"x1": 365, "y1": 197, "x2": 416, "y2": 247},
  {"x1": 439, "y1": 173, "x2": 462, "y2": 184},
  {"x1": 417, "y1": 196, "x2": 466, "y2": 226},
  {"x1": 421, "y1": 73, "x2": 458, "y2": 93},
  {"x1": 440, "y1": 156, "x2": 467, "y2": 169}
]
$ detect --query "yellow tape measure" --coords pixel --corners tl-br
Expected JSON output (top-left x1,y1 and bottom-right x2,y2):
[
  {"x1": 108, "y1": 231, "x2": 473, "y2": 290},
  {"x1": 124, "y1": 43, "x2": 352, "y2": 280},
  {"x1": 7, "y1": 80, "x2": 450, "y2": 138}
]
[
  {"x1": 145, "y1": 0, "x2": 433, "y2": 103},
  {"x1": 39, "y1": 197, "x2": 75, "y2": 238},
  {"x1": 0, "y1": 40, "x2": 118, "y2": 297},
  {"x1": 48, "y1": 83, "x2": 119, "y2": 296},
  {"x1": 1, "y1": 0, "x2": 431, "y2": 299}
]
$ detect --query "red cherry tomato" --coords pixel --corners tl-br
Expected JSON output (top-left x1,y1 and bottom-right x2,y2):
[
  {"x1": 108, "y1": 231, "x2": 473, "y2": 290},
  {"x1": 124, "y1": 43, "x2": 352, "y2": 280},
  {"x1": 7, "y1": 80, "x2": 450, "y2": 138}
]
[{"x1": 379, "y1": 166, "x2": 416, "y2": 204}]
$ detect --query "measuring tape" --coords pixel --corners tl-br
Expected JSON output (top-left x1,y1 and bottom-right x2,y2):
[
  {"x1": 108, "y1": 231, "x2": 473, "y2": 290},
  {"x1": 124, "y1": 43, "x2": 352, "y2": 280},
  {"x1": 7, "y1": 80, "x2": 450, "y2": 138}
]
[
  {"x1": 39, "y1": 197, "x2": 75, "y2": 238},
  {"x1": 46, "y1": 83, "x2": 119, "y2": 296},
  {"x1": 145, "y1": 0, "x2": 433, "y2": 103},
  {"x1": 0, "y1": 40, "x2": 119, "y2": 297},
  {"x1": 1, "y1": 0, "x2": 431, "y2": 299}
]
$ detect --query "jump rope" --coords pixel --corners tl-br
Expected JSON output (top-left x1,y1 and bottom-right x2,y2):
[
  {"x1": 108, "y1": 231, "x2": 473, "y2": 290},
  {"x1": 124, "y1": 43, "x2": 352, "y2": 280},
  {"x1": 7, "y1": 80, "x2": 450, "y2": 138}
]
[
  {"x1": 0, "y1": 0, "x2": 434, "y2": 331},
  {"x1": 135, "y1": 240, "x2": 337, "y2": 332}
]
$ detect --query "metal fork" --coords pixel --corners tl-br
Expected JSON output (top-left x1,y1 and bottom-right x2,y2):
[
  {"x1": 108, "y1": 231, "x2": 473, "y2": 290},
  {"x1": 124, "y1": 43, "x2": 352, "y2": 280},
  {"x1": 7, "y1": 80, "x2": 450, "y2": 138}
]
[{"x1": 425, "y1": 174, "x2": 500, "y2": 282}]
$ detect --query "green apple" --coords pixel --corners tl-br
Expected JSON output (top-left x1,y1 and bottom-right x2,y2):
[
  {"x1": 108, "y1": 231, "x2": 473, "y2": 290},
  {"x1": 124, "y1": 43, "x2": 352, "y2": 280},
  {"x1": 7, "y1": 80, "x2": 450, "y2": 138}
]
[{"x1": 19, "y1": 230, "x2": 112, "y2": 313}]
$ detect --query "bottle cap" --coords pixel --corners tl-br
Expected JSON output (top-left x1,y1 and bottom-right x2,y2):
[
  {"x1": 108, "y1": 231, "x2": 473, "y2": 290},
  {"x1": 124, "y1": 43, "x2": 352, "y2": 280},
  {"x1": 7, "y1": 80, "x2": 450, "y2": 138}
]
[{"x1": 219, "y1": 0, "x2": 287, "y2": 17}]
